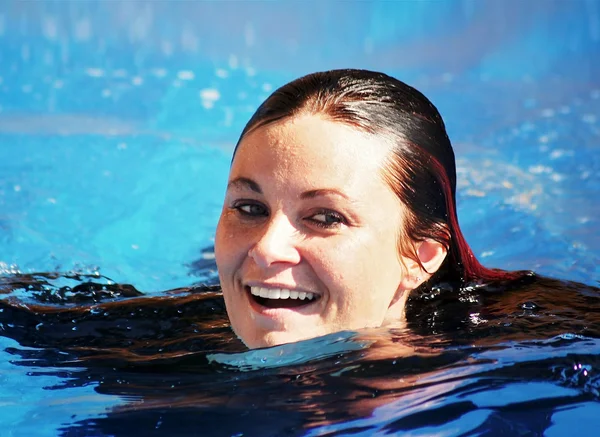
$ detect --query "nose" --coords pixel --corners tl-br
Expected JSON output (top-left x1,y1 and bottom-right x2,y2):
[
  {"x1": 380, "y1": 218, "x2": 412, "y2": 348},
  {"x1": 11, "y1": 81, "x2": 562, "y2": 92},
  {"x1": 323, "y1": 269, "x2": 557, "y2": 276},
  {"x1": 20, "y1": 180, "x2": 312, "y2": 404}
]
[{"x1": 249, "y1": 213, "x2": 301, "y2": 268}]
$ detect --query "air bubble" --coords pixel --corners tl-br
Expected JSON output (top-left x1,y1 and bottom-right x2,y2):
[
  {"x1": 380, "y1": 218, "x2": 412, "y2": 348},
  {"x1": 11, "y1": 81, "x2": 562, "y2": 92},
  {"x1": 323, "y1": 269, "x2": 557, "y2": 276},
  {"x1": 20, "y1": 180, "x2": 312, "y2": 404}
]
[{"x1": 521, "y1": 301, "x2": 538, "y2": 310}]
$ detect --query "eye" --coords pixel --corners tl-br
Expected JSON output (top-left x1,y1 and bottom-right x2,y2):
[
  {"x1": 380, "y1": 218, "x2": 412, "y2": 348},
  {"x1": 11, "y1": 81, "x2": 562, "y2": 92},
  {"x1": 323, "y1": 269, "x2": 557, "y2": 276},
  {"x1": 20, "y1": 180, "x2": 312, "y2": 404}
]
[
  {"x1": 307, "y1": 210, "x2": 347, "y2": 229},
  {"x1": 233, "y1": 201, "x2": 268, "y2": 217}
]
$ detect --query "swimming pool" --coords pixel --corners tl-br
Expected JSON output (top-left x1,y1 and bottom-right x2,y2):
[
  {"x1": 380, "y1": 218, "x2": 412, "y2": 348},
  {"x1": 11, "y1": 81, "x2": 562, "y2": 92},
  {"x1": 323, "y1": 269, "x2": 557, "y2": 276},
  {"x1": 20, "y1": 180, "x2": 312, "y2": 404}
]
[{"x1": 1, "y1": 1, "x2": 599, "y2": 435}]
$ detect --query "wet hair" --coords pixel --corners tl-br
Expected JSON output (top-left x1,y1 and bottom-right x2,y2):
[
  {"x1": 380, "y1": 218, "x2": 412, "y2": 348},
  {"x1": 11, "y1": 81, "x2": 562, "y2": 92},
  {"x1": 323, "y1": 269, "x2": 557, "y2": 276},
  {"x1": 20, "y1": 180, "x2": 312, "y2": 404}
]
[{"x1": 233, "y1": 69, "x2": 518, "y2": 284}]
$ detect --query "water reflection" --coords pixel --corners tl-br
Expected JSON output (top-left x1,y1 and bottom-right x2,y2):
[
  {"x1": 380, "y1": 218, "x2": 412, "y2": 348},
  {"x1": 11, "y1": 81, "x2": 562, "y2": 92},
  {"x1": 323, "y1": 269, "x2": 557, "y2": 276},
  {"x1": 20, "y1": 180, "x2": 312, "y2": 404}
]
[{"x1": 1, "y1": 271, "x2": 599, "y2": 436}]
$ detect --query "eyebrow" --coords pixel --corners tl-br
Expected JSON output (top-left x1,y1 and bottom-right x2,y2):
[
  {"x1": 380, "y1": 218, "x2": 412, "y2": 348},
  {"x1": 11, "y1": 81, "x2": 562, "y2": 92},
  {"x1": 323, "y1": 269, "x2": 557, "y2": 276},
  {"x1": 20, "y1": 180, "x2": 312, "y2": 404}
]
[
  {"x1": 227, "y1": 177, "x2": 262, "y2": 194},
  {"x1": 227, "y1": 177, "x2": 349, "y2": 200},
  {"x1": 299, "y1": 188, "x2": 350, "y2": 200}
]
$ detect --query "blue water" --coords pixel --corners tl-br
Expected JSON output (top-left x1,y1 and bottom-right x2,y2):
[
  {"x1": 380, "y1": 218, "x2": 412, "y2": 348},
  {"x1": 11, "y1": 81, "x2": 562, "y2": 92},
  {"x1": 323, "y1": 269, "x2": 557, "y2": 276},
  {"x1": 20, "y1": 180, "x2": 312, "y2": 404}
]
[{"x1": 1, "y1": 1, "x2": 599, "y2": 435}]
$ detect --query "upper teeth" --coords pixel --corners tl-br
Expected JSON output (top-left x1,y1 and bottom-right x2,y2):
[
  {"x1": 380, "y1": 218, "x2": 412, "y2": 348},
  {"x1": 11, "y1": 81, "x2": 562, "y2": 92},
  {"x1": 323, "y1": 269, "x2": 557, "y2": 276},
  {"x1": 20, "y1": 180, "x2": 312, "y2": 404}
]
[{"x1": 250, "y1": 286, "x2": 316, "y2": 301}]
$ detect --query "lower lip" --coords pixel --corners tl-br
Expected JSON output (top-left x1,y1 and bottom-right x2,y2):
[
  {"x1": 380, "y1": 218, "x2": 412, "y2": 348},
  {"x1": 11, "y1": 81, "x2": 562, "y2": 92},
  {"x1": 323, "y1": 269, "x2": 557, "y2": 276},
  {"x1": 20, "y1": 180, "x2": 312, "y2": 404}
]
[{"x1": 245, "y1": 286, "x2": 320, "y2": 318}]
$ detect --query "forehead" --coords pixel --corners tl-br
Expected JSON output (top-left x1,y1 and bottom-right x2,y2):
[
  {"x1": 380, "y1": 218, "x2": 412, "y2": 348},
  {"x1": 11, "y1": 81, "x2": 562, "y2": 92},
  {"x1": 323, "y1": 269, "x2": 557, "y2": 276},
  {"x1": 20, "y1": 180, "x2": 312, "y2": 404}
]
[{"x1": 231, "y1": 114, "x2": 393, "y2": 182}]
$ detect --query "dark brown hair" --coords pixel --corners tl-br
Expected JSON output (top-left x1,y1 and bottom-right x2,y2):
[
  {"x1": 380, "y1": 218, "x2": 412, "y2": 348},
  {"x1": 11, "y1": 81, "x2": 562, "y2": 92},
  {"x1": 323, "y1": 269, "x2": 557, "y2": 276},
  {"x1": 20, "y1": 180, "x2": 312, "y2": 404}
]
[{"x1": 233, "y1": 69, "x2": 517, "y2": 284}]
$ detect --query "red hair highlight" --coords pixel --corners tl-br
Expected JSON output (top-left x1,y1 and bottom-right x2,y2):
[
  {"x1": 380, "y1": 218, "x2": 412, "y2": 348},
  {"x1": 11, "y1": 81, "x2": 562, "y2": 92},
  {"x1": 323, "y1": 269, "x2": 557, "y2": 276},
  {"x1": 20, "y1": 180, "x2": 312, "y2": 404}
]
[{"x1": 425, "y1": 155, "x2": 521, "y2": 282}]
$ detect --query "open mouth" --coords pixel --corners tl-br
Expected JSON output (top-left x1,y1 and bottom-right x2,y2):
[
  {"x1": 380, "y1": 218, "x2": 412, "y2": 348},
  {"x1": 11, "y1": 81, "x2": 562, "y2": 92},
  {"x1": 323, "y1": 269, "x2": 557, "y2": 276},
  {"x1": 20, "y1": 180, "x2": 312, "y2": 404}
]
[{"x1": 246, "y1": 286, "x2": 319, "y2": 309}]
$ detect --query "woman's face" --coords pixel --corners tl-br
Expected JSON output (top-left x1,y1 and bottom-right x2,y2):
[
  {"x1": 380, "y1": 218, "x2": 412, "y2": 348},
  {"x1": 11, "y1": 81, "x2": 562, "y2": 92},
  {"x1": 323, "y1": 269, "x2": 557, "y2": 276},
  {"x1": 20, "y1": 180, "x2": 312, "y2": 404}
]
[{"x1": 215, "y1": 114, "x2": 410, "y2": 349}]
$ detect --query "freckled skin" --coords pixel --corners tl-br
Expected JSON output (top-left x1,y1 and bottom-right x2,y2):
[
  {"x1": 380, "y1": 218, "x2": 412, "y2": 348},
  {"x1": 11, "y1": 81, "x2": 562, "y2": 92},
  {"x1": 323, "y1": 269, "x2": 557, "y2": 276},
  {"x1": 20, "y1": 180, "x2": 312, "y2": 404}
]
[{"x1": 215, "y1": 114, "x2": 414, "y2": 349}]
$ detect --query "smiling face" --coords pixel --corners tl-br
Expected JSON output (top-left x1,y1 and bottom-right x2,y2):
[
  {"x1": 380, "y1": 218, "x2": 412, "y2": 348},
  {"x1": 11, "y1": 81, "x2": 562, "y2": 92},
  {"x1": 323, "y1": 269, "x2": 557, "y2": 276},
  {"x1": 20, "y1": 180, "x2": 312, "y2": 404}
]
[{"x1": 215, "y1": 114, "x2": 412, "y2": 348}]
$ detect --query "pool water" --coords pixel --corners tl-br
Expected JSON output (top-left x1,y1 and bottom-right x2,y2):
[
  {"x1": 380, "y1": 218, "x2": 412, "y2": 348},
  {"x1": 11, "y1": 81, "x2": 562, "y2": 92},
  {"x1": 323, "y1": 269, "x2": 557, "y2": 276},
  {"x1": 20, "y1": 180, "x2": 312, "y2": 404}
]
[{"x1": 1, "y1": 1, "x2": 599, "y2": 436}]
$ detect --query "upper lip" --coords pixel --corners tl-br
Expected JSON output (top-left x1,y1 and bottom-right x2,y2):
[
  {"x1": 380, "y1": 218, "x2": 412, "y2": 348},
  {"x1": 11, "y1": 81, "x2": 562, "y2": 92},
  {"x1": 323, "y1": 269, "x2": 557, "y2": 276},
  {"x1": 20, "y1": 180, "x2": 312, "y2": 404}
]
[{"x1": 244, "y1": 282, "x2": 320, "y2": 296}]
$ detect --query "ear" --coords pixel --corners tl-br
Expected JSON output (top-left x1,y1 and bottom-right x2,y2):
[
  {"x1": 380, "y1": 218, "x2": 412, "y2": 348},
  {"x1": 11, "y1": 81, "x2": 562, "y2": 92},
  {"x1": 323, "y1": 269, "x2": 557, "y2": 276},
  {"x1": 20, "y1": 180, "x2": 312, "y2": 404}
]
[
  {"x1": 385, "y1": 240, "x2": 448, "y2": 322},
  {"x1": 417, "y1": 239, "x2": 448, "y2": 276},
  {"x1": 400, "y1": 239, "x2": 448, "y2": 289}
]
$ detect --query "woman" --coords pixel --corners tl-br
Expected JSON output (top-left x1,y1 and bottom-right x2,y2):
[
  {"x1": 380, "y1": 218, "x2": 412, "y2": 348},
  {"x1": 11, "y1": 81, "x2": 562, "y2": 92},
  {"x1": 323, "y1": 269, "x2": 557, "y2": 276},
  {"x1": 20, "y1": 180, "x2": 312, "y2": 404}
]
[{"x1": 214, "y1": 69, "x2": 522, "y2": 349}]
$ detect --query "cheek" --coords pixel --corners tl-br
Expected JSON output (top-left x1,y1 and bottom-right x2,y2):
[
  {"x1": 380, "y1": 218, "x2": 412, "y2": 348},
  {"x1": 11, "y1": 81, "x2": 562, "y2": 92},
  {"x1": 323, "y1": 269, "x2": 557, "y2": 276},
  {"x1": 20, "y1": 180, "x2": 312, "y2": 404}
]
[
  {"x1": 306, "y1": 236, "x2": 372, "y2": 293},
  {"x1": 317, "y1": 232, "x2": 402, "y2": 311},
  {"x1": 214, "y1": 213, "x2": 241, "y2": 275}
]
